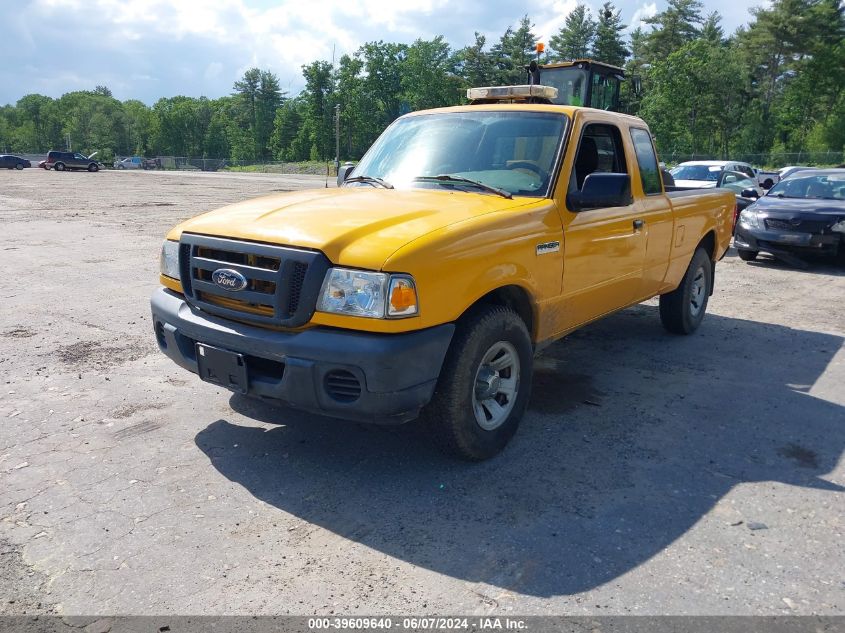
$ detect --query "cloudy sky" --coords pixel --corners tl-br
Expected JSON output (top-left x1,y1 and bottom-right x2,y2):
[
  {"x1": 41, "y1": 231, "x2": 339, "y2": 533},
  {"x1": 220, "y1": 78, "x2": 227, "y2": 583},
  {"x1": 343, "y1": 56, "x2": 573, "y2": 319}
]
[{"x1": 1, "y1": 0, "x2": 762, "y2": 106}]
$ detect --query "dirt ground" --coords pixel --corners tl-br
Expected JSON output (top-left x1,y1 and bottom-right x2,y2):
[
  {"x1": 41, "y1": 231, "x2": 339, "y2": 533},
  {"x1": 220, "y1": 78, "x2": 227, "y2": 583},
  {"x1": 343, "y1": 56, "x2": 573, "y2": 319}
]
[{"x1": 0, "y1": 168, "x2": 843, "y2": 616}]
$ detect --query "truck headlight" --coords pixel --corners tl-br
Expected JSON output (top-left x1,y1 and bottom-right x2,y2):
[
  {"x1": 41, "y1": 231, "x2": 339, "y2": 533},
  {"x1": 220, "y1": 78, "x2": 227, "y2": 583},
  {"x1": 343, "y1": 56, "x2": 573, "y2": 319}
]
[
  {"x1": 317, "y1": 268, "x2": 418, "y2": 319},
  {"x1": 739, "y1": 209, "x2": 760, "y2": 229},
  {"x1": 160, "y1": 240, "x2": 180, "y2": 280}
]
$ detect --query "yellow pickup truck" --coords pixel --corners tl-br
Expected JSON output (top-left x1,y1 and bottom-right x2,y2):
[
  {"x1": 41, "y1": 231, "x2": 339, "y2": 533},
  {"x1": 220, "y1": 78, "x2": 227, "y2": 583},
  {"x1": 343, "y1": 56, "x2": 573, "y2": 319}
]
[{"x1": 151, "y1": 88, "x2": 734, "y2": 460}]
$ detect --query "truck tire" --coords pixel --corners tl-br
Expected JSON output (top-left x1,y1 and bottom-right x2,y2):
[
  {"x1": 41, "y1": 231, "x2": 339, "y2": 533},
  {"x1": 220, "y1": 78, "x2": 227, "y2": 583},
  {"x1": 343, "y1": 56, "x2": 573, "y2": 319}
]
[
  {"x1": 425, "y1": 305, "x2": 533, "y2": 461},
  {"x1": 659, "y1": 247, "x2": 712, "y2": 335},
  {"x1": 737, "y1": 249, "x2": 758, "y2": 262}
]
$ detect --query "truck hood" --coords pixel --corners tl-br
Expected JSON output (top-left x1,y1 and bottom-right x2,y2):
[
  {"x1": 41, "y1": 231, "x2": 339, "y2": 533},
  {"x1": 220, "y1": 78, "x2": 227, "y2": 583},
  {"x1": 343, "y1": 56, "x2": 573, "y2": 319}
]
[
  {"x1": 753, "y1": 195, "x2": 845, "y2": 216},
  {"x1": 172, "y1": 187, "x2": 535, "y2": 270}
]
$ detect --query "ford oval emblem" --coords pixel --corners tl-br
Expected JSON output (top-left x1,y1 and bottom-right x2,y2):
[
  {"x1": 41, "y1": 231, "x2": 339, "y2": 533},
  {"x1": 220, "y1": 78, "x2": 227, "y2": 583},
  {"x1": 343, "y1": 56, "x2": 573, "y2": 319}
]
[{"x1": 211, "y1": 268, "x2": 248, "y2": 291}]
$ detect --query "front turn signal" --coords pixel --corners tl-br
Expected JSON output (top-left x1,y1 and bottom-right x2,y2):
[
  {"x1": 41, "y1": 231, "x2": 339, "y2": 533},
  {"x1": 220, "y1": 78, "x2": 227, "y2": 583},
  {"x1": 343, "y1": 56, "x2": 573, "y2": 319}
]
[{"x1": 388, "y1": 277, "x2": 418, "y2": 317}]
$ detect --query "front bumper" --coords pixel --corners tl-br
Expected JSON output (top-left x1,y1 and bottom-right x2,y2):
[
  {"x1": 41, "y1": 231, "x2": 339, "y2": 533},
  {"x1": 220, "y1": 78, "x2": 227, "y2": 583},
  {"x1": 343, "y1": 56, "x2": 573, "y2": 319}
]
[
  {"x1": 151, "y1": 288, "x2": 454, "y2": 423},
  {"x1": 734, "y1": 224, "x2": 842, "y2": 256}
]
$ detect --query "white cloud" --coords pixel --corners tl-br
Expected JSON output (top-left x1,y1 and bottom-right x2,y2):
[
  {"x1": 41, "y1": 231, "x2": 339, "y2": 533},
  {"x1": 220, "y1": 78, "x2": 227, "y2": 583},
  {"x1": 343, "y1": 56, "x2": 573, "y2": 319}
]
[
  {"x1": 629, "y1": 2, "x2": 658, "y2": 30},
  {"x1": 533, "y1": 0, "x2": 580, "y2": 44}
]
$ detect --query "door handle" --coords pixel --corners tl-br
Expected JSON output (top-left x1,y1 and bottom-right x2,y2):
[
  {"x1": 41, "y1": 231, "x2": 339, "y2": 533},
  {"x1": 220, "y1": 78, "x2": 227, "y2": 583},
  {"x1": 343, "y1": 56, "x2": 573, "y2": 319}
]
[{"x1": 633, "y1": 219, "x2": 644, "y2": 230}]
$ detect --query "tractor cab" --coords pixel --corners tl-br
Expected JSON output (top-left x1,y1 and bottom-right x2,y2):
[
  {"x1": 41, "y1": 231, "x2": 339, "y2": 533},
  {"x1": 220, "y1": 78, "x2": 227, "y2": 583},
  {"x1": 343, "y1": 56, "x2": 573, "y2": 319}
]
[{"x1": 527, "y1": 59, "x2": 626, "y2": 111}]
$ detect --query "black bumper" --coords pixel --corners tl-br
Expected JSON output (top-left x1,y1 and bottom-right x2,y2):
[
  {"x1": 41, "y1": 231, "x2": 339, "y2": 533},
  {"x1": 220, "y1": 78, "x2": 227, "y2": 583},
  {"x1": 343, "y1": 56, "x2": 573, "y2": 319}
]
[
  {"x1": 150, "y1": 288, "x2": 454, "y2": 423},
  {"x1": 734, "y1": 225, "x2": 842, "y2": 256}
]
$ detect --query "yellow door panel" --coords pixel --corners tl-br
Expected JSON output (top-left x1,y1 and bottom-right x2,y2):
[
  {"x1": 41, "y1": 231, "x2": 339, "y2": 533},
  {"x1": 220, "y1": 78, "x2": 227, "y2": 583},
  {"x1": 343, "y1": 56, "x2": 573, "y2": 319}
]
[
  {"x1": 636, "y1": 195, "x2": 674, "y2": 298},
  {"x1": 559, "y1": 205, "x2": 645, "y2": 330}
]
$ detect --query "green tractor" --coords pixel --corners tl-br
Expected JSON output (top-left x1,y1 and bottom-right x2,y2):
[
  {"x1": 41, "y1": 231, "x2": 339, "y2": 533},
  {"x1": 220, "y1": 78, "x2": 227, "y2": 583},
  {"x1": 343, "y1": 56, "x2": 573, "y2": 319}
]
[
  {"x1": 527, "y1": 59, "x2": 631, "y2": 111},
  {"x1": 467, "y1": 58, "x2": 636, "y2": 112}
]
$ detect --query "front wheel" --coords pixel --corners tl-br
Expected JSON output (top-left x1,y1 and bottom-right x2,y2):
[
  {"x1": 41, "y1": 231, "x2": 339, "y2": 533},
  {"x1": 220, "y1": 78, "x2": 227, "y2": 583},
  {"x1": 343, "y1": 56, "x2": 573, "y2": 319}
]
[
  {"x1": 424, "y1": 305, "x2": 533, "y2": 461},
  {"x1": 15, "y1": 163, "x2": 24, "y2": 170},
  {"x1": 659, "y1": 247, "x2": 712, "y2": 335},
  {"x1": 88, "y1": 163, "x2": 98, "y2": 172}
]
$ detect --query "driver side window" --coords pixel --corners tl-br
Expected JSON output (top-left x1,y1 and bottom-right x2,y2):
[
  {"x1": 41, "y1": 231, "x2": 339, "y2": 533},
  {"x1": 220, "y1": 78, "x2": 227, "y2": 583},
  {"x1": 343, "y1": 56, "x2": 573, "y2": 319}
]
[{"x1": 570, "y1": 123, "x2": 628, "y2": 191}]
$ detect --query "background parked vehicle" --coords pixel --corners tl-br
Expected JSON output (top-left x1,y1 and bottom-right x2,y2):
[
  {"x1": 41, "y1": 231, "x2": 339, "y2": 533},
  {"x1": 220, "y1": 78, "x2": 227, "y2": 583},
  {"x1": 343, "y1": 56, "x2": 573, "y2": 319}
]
[
  {"x1": 735, "y1": 168, "x2": 845, "y2": 266},
  {"x1": 115, "y1": 156, "x2": 163, "y2": 170},
  {"x1": 753, "y1": 167, "x2": 780, "y2": 189},
  {"x1": 0, "y1": 155, "x2": 31, "y2": 169},
  {"x1": 44, "y1": 151, "x2": 102, "y2": 172},
  {"x1": 115, "y1": 156, "x2": 143, "y2": 169},
  {"x1": 670, "y1": 160, "x2": 763, "y2": 196},
  {"x1": 779, "y1": 165, "x2": 817, "y2": 180},
  {"x1": 718, "y1": 170, "x2": 761, "y2": 231}
]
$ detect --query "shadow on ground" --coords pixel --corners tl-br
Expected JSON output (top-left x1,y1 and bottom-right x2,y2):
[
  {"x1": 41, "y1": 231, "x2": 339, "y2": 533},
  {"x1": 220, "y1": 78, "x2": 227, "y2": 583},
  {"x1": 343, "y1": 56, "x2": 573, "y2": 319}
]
[
  {"x1": 724, "y1": 245, "x2": 845, "y2": 276},
  {"x1": 195, "y1": 304, "x2": 844, "y2": 597}
]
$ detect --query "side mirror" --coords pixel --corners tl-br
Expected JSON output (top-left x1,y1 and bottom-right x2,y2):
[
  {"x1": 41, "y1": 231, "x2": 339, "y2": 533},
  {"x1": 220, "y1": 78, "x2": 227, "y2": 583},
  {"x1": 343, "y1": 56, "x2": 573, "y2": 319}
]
[
  {"x1": 568, "y1": 173, "x2": 632, "y2": 211},
  {"x1": 741, "y1": 187, "x2": 759, "y2": 199},
  {"x1": 337, "y1": 162, "x2": 355, "y2": 187}
]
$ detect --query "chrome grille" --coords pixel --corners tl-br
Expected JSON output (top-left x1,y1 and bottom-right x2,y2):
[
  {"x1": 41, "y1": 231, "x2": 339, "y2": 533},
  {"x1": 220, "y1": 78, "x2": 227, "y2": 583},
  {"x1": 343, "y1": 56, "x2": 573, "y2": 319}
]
[{"x1": 179, "y1": 234, "x2": 331, "y2": 327}]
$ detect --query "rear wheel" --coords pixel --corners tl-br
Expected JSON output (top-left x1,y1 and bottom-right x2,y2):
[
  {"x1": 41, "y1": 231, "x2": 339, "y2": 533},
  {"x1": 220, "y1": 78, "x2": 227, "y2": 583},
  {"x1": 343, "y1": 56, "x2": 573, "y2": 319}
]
[
  {"x1": 425, "y1": 305, "x2": 533, "y2": 461},
  {"x1": 54, "y1": 162, "x2": 65, "y2": 171},
  {"x1": 737, "y1": 249, "x2": 758, "y2": 262},
  {"x1": 88, "y1": 163, "x2": 98, "y2": 172},
  {"x1": 659, "y1": 247, "x2": 712, "y2": 335}
]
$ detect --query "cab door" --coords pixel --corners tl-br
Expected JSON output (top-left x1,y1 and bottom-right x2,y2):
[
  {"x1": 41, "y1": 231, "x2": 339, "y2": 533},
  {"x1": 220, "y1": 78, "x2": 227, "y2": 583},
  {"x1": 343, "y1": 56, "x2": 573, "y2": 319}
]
[
  {"x1": 558, "y1": 120, "x2": 646, "y2": 331},
  {"x1": 629, "y1": 127, "x2": 674, "y2": 298}
]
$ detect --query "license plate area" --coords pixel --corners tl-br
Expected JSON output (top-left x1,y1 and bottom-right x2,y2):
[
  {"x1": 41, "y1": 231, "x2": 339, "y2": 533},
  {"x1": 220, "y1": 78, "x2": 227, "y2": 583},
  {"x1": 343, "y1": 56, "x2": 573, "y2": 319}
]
[
  {"x1": 773, "y1": 233, "x2": 810, "y2": 245},
  {"x1": 196, "y1": 343, "x2": 248, "y2": 394}
]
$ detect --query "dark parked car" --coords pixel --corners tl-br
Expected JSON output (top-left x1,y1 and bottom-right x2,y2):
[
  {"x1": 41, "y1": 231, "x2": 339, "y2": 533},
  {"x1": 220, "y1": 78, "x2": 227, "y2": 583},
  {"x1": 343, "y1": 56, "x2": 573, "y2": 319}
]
[
  {"x1": 734, "y1": 169, "x2": 845, "y2": 265},
  {"x1": 0, "y1": 155, "x2": 31, "y2": 170},
  {"x1": 44, "y1": 150, "x2": 101, "y2": 172}
]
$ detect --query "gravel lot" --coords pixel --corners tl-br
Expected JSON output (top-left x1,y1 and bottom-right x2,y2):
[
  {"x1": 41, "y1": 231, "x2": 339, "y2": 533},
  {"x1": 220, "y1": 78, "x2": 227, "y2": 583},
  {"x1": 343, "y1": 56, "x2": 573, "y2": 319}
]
[{"x1": 0, "y1": 168, "x2": 843, "y2": 616}]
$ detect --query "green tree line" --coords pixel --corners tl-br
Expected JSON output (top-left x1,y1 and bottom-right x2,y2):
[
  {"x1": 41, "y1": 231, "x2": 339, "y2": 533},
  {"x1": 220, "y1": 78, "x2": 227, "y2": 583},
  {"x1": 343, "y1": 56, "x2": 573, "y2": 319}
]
[{"x1": 1, "y1": 0, "x2": 842, "y2": 163}]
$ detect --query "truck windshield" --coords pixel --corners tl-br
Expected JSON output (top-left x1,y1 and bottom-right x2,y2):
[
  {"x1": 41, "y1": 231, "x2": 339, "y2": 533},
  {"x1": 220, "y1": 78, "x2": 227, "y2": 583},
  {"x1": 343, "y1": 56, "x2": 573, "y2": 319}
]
[{"x1": 351, "y1": 111, "x2": 567, "y2": 198}]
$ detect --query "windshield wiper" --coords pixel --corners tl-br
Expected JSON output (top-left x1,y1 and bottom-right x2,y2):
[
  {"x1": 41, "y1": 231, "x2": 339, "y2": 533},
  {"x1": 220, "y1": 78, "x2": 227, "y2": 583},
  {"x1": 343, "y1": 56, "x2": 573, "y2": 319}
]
[
  {"x1": 344, "y1": 175, "x2": 394, "y2": 189},
  {"x1": 414, "y1": 174, "x2": 513, "y2": 199}
]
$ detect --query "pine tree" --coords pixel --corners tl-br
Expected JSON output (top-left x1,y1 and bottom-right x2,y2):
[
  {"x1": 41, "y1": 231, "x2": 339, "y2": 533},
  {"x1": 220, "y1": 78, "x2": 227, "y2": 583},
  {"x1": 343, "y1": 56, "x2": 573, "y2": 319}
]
[
  {"x1": 457, "y1": 32, "x2": 495, "y2": 88},
  {"x1": 492, "y1": 16, "x2": 538, "y2": 85},
  {"x1": 700, "y1": 12, "x2": 724, "y2": 44},
  {"x1": 549, "y1": 5, "x2": 596, "y2": 61},
  {"x1": 592, "y1": 2, "x2": 629, "y2": 67},
  {"x1": 642, "y1": 0, "x2": 703, "y2": 63}
]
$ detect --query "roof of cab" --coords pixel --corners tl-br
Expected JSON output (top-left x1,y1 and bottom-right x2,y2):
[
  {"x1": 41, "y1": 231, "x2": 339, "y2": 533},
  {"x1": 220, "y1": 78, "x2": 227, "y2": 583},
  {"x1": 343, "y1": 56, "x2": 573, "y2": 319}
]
[{"x1": 402, "y1": 102, "x2": 647, "y2": 125}]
